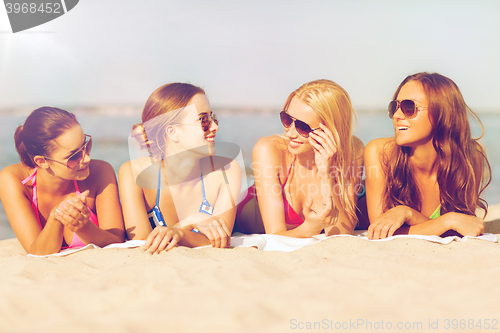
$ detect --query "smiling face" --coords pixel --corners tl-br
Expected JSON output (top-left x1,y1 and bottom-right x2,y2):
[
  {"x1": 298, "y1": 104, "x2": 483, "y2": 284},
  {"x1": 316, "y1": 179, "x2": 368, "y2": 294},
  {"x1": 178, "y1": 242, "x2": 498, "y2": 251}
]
[
  {"x1": 393, "y1": 81, "x2": 433, "y2": 148},
  {"x1": 44, "y1": 125, "x2": 91, "y2": 180},
  {"x1": 285, "y1": 96, "x2": 321, "y2": 155},
  {"x1": 176, "y1": 93, "x2": 219, "y2": 154}
]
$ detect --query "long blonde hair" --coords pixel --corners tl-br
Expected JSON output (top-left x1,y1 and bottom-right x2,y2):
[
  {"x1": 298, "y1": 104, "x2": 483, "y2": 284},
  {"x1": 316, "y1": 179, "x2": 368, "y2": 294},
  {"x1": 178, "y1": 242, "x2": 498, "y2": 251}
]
[{"x1": 283, "y1": 79, "x2": 359, "y2": 223}]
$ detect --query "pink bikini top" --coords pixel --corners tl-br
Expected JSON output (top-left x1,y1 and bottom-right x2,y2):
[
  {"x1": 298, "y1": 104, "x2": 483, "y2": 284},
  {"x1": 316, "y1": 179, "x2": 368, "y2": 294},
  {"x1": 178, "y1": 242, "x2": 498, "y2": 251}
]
[
  {"x1": 22, "y1": 168, "x2": 99, "y2": 249},
  {"x1": 235, "y1": 159, "x2": 304, "y2": 227},
  {"x1": 281, "y1": 161, "x2": 304, "y2": 226}
]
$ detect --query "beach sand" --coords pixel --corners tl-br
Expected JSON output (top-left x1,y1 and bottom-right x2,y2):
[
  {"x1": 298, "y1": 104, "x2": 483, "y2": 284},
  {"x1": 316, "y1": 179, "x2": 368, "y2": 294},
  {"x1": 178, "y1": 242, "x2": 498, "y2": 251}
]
[{"x1": 0, "y1": 205, "x2": 499, "y2": 332}]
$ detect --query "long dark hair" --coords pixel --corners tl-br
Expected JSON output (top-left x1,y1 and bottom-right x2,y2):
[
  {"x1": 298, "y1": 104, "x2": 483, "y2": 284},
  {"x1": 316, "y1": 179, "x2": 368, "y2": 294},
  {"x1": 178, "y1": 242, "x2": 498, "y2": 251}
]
[
  {"x1": 14, "y1": 107, "x2": 78, "y2": 168},
  {"x1": 383, "y1": 72, "x2": 491, "y2": 216}
]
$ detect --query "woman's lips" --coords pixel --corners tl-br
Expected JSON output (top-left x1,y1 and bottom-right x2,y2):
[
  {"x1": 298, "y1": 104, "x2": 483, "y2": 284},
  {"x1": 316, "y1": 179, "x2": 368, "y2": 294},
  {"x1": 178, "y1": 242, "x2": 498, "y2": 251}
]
[
  {"x1": 289, "y1": 140, "x2": 302, "y2": 148},
  {"x1": 78, "y1": 164, "x2": 89, "y2": 171}
]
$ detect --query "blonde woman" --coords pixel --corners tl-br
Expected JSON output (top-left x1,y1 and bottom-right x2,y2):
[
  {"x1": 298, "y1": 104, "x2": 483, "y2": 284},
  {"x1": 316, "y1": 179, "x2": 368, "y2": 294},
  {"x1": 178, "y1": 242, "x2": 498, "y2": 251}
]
[{"x1": 237, "y1": 79, "x2": 364, "y2": 237}]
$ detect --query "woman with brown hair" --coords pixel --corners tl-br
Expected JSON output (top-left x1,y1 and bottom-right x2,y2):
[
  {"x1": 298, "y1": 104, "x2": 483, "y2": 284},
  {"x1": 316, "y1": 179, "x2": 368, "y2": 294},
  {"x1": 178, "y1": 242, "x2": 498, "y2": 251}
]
[
  {"x1": 365, "y1": 72, "x2": 491, "y2": 239},
  {"x1": 237, "y1": 79, "x2": 365, "y2": 237},
  {"x1": 0, "y1": 107, "x2": 125, "y2": 255},
  {"x1": 118, "y1": 83, "x2": 241, "y2": 253}
]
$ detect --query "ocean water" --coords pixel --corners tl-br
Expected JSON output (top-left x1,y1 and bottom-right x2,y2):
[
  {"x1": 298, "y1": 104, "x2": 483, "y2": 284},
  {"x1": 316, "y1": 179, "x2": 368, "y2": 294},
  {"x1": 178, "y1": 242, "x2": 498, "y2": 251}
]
[{"x1": 0, "y1": 109, "x2": 498, "y2": 240}]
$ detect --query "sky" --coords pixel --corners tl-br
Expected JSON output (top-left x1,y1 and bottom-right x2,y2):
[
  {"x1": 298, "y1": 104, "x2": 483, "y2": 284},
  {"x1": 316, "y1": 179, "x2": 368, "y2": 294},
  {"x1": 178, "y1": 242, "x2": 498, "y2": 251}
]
[{"x1": 0, "y1": 0, "x2": 499, "y2": 111}]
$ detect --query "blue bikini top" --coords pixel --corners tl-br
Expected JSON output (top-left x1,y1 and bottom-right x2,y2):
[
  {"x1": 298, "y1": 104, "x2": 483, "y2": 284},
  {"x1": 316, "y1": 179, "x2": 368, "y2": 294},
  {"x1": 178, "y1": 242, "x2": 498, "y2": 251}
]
[{"x1": 147, "y1": 164, "x2": 214, "y2": 230}]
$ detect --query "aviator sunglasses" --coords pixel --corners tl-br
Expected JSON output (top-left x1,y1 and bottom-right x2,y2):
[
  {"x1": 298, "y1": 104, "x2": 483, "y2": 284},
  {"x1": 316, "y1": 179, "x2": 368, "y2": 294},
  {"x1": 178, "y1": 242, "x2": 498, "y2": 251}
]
[
  {"x1": 280, "y1": 111, "x2": 320, "y2": 138},
  {"x1": 199, "y1": 113, "x2": 219, "y2": 132},
  {"x1": 175, "y1": 113, "x2": 219, "y2": 132},
  {"x1": 43, "y1": 134, "x2": 93, "y2": 169},
  {"x1": 388, "y1": 100, "x2": 427, "y2": 119}
]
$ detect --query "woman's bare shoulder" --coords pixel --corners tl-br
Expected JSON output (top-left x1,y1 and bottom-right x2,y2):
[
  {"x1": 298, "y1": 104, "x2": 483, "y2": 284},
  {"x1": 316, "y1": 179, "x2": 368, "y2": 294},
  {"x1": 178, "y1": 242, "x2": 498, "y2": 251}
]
[
  {"x1": 0, "y1": 163, "x2": 30, "y2": 183},
  {"x1": 254, "y1": 135, "x2": 287, "y2": 155},
  {"x1": 81, "y1": 160, "x2": 118, "y2": 190},
  {"x1": 365, "y1": 137, "x2": 394, "y2": 155}
]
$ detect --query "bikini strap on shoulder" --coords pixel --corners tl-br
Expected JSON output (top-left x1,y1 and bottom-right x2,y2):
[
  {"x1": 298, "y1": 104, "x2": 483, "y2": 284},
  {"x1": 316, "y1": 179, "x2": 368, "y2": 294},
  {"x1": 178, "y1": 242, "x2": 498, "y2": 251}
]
[
  {"x1": 283, "y1": 156, "x2": 296, "y2": 184},
  {"x1": 155, "y1": 162, "x2": 162, "y2": 206},
  {"x1": 200, "y1": 169, "x2": 207, "y2": 199},
  {"x1": 21, "y1": 167, "x2": 37, "y2": 185}
]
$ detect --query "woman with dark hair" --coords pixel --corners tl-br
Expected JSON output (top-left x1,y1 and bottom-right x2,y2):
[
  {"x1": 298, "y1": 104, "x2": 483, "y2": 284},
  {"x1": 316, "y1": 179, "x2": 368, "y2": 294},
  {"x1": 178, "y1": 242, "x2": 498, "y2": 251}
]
[
  {"x1": 365, "y1": 72, "x2": 491, "y2": 239},
  {"x1": 118, "y1": 83, "x2": 241, "y2": 253},
  {"x1": 0, "y1": 107, "x2": 125, "y2": 255}
]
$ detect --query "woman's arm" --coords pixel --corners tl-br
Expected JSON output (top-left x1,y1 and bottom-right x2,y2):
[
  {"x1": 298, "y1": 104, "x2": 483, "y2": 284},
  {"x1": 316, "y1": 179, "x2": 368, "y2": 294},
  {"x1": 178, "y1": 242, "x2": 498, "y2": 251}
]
[
  {"x1": 253, "y1": 136, "x2": 328, "y2": 238},
  {"x1": 364, "y1": 138, "x2": 390, "y2": 222},
  {"x1": 118, "y1": 160, "x2": 153, "y2": 240},
  {"x1": 177, "y1": 158, "x2": 243, "y2": 248},
  {"x1": 144, "y1": 159, "x2": 243, "y2": 252},
  {"x1": 393, "y1": 211, "x2": 484, "y2": 237},
  {"x1": 365, "y1": 139, "x2": 484, "y2": 239},
  {"x1": 365, "y1": 138, "x2": 412, "y2": 239},
  {"x1": 0, "y1": 165, "x2": 64, "y2": 255},
  {"x1": 65, "y1": 160, "x2": 125, "y2": 247},
  {"x1": 252, "y1": 137, "x2": 301, "y2": 235}
]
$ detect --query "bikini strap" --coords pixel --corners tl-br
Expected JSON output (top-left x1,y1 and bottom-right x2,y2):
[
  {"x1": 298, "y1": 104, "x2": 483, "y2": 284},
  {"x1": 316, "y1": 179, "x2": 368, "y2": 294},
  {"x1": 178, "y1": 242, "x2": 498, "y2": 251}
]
[
  {"x1": 21, "y1": 167, "x2": 41, "y2": 228},
  {"x1": 198, "y1": 168, "x2": 214, "y2": 215},
  {"x1": 21, "y1": 168, "x2": 38, "y2": 207},
  {"x1": 200, "y1": 169, "x2": 207, "y2": 200},
  {"x1": 155, "y1": 162, "x2": 162, "y2": 206},
  {"x1": 74, "y1": 180, "x2": 81, "y2": 195},
  {"x1": 283, "y1": 156, "x2": 295, "y2": 185},
  {"x1": 21, "y1": 167, "x2": 37, "y2": 185}
]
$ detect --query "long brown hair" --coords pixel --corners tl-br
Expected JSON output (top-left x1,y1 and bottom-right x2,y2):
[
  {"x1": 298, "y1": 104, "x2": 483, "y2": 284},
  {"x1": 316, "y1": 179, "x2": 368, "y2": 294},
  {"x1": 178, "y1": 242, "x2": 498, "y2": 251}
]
[
  {"x1": 14, "y1": 107, "x2": 78, "y2": 168},
  {"x1": 383, "y1": 72, "x2": 491, "y2": 216},
  {"x1": 133, "y1": 83, "x2": 205, "y2": 159}
]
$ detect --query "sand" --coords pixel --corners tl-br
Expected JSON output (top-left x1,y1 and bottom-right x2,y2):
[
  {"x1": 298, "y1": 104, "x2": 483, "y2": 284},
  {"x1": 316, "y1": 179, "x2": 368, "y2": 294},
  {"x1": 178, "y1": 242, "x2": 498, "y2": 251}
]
[{"x1": 0, "y1": 206, "x2": 499, "y2": 332}]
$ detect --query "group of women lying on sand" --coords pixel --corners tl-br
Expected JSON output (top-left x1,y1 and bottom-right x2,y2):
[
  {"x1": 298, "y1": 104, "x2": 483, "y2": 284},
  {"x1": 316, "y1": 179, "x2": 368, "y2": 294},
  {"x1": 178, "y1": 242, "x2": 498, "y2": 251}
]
[{"x1": 0, "y1": 72, "x2": 492, "y2": 255}]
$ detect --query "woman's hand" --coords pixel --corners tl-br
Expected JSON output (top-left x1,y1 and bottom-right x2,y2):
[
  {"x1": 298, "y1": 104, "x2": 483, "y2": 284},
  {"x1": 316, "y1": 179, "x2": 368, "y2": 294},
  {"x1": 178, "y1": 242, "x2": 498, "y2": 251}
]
[
  {"x1": 54, "y1": 190, "x2": 91, "y2": 233},
  {"x1": 308, "y1": 123, "x2": 337, "y2": 179},
  {"x1": 193, "y1": 216, "x2": 231, "y2": 248},
  {"x1": 303, "y1": 193, "x2": 339, "y2": 230},
  {"x1": 143, "y1": 226, "x2": 184, "y2": 254},
  {"x1": 367, "y1": 206, "x2": 411, "y2": 239},
  {"x1": 447, "y1": 212, "x2": 485, "y2": 237}
]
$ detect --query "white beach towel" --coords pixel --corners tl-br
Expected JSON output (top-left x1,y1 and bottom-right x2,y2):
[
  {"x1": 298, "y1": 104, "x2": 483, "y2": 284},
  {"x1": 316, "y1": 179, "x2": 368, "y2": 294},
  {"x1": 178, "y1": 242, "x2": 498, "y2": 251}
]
[
  {"x1": 27, "y1": 232, "x2": 498, "y2": 257},
  {"x1": 231, "y1": 231, "x2": 498, "y2": 252}
]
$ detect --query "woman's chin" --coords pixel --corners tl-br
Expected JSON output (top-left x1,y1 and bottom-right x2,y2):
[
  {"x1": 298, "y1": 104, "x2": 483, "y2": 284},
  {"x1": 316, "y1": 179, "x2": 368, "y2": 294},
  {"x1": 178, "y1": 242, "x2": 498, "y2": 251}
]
[{"x1": 75, "y1": 165, "x2": 91, "y2": 179}]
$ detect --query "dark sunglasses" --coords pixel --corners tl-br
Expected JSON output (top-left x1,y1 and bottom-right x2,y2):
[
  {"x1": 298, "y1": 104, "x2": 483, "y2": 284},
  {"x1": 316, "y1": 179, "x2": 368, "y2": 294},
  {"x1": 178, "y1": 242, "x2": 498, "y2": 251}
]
[
  {"x1": 44, "y1": 134, "x2": 93, "y2": 169},
  {"x1": 388, "y1": 100, "x2": 427, "y2": 119},
  {"x1": 199, "y1": 113, "x2": 218, "y2": 132},
  {"x1": 280, "y1": 111, "x2": 319, "y2": 138}
]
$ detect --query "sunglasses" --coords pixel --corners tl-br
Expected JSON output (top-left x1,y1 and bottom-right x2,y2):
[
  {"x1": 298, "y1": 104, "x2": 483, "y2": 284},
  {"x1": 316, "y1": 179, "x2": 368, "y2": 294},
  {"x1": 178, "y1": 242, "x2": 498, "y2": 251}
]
[
  {"x1": 199, "y1": 113, "x2": 218, "y2": 132},
  {"x1": 175, "y1": 113, "x2": 219, "y2": 132},
  {"x1": 280, "y1": 111, "x2": 320, "y2": 138},
  {"x1": 44, "y1": 134, "x2": 93, "y2": 169},
  {"x1": 388, "y1": 100, "x2": 427, "y2": 119}
]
